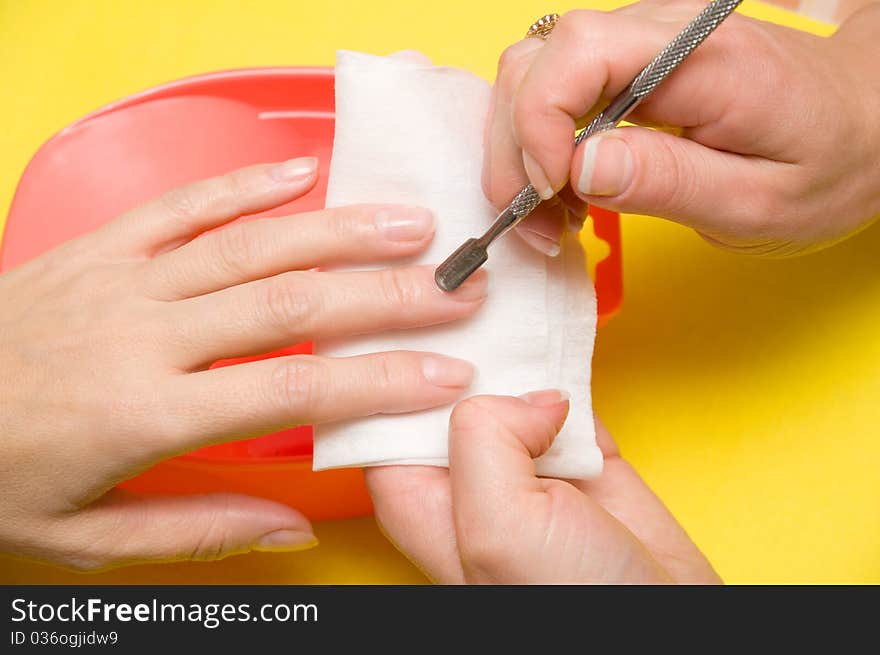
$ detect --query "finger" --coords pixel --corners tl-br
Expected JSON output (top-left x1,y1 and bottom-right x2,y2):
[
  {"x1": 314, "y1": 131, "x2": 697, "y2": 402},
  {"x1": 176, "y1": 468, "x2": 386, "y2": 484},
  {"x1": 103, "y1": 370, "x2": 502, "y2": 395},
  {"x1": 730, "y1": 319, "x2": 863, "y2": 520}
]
[
  {"x1": 572, "y1": 420, "x2": 721, "y2": 584},
  {"x1": 157, "y1": 351, "x2": 475, "y2": 455},
  {"x1": 98, "y1": 158, "x2": 318, "y2": 257},
  {"x1": 514, "y1": 203, "x2": 566, "y2": 257},
  {"x1": 557, "y1": 186, "x2": 588, "y2": 232},
  {"x1": 593, "y1": 415, "x2": 620, "y2": 458},
  {"x1": 169, "y1": 265, "x2": 487, "y2": 368},
  {"x1": 570, "y1": 126, "x2": 791, "y2": 249},
  {"x1": 482, "y1": 38, "x2": 542, "y2": 205},
  {"x1": 54, "y1": 490, "x2": 315, "y2": 570},
  {"x1": 448, "y1": 392, "x2": 606, "y2": 583},
  {"x1": 512, "y1": 10, "x2": 674, "y2": 195},
  {"x1": 146, "y1": 204, "x2": 436, "y2": 300},
  {"x1": 512, "y1": 2, "x2": 762, "y2": 196},
  {"x1": 483, "y1": 37, "x2": 566, "y2": 256},
  {"x1": 448, "y1": 391, "x2": 569, "y2": 545},
  {"x1": 516, "y1": 1, "x2": 810, "y2": 198},
  {"x1": 365, "y1": 466, "x2": 465, "y2": 583},
  {"x1": 449, "y1": 394, "x2": 673, "y2": 583}
]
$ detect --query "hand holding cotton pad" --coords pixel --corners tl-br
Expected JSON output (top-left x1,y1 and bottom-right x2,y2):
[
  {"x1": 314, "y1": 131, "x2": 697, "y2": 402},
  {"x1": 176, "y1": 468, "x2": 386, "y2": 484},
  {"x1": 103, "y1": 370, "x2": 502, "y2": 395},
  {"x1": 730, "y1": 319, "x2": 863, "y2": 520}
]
[{"x1": 312, "y1": 51, "x2": 602, "y2": 479}]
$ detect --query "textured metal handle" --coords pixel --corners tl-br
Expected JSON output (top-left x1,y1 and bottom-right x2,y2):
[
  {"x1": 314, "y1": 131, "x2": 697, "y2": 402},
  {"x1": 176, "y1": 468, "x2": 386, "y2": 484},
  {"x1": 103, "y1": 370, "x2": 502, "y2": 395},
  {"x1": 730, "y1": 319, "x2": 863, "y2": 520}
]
[
  {"x1": 508, "y1": 185, "x2": 543, "y2": 219},
  {"x1": 435, "y1": 0, "x2": 743, "y2": 291},
  {"x1": 574, "y1": 0, "x2": 742, "y2": 147},
  {"x1": 630, "y1": 0, "x2": 742, "y2": 98}
]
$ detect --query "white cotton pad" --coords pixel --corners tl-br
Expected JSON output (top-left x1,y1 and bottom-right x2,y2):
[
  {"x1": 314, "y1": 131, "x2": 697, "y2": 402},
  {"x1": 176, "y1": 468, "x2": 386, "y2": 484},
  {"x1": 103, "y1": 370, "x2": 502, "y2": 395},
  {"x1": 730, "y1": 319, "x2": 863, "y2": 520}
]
[{"x1": 312, "y1": 50, "x2": 602, "y2": 479}]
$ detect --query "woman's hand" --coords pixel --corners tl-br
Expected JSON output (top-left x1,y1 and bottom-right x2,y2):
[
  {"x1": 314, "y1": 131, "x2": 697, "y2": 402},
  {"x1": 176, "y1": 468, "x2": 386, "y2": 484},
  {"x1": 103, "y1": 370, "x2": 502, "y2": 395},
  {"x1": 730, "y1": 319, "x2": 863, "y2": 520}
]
[
  {"x1": 487, "y1": 1, "x2": 880, "y2": 256},
  {"x1": 367, "y1": 391, "x2": 719, "y2": 584},
  {"x1": 0, "y1": 157, "x2": 486, "y2": 570}
]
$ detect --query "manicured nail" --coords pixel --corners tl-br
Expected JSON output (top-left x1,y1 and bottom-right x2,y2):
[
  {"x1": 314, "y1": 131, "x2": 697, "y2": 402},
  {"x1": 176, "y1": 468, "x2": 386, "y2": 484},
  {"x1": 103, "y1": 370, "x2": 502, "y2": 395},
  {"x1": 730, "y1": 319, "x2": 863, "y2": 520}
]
[
  {"x1": 270, "y1": 156, "x2": 318, "y2": 183},
  {"x1": 422, "y1": 356, "x2": 475, "y2": 388},
  {"x1": 375, "y1": 207, "x2": 435, "y2": 242},
  {"x1": 445, "y1": 270, "x2": 488, "y2": 302},
  {"x1": 522, "y1": 151, "x2": 555, "y2": 200},
  {"x1": 518, "y1": 227, "x2": 561, "y2": 257},
  {"x1": 519, "y1": 389, "x2": 570, "y2": 407},
  {"x1": 577, "y1": 135, "x2": 634, "y2": 197},
  {"x1": 253, "y1": 530, "x2": 319, "y2": 553}
]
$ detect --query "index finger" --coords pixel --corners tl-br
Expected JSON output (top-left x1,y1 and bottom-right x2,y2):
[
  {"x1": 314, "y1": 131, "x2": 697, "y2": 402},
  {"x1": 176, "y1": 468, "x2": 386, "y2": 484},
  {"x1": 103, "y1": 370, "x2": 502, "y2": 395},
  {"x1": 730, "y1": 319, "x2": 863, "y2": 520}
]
[
  {"x1": 511, "y1": 8, "x2": 685, "y2": 192},
  {"x1": 98, "y1": 158, "x2": 318, "y2": 257}
]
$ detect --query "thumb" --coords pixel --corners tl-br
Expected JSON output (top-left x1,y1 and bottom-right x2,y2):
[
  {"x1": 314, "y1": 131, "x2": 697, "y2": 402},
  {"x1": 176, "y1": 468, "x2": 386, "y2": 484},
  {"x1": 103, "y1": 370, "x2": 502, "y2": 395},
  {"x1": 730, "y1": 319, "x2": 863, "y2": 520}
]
[
  {"x1": 447, "y1": 391, "x2": 568, "y2": 563},
  {"x1": 62, "y1": 490, "x2": 316, "y2": 570},
  {"x1": 571, "y1": 126, "x2": 785, "y2": 247}
]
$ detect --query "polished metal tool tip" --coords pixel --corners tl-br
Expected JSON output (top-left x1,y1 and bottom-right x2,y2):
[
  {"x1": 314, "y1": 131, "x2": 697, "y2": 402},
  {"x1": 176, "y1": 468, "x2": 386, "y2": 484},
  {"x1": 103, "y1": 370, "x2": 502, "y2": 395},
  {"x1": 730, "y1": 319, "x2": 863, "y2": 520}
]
[{"x1": 434, "y1": 238, "x2": 488, "y2": 292}]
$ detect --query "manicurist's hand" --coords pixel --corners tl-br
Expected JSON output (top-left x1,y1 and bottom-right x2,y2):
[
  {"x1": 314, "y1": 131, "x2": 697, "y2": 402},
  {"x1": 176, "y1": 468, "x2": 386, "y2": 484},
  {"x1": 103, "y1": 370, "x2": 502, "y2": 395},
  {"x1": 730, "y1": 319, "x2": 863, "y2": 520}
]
[
  {"x1": 367, "y1": 391, "x2": 720, "y2": 584},
  {"x1": 488, "y1": 1, "x2": 880, "y2": 256},
  {"x1": 0, "y1": 157, "x2": 486, "y2": 570}
]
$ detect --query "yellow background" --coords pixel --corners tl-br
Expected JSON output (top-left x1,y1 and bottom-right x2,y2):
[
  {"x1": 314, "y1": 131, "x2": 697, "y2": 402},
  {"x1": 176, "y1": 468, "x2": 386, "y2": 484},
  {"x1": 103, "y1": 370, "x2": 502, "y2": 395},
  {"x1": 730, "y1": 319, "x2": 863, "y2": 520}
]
[{"x1": 2, "y1": 1, "x2": 877, "y2": 584}]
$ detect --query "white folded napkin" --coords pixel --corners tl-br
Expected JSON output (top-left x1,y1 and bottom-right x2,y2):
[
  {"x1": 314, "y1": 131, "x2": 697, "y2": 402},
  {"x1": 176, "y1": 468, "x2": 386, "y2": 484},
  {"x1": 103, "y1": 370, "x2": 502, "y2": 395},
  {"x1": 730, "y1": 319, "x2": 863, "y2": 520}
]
[{"x1": 312, "y1": 50, "x2": 602, "y2": 479}]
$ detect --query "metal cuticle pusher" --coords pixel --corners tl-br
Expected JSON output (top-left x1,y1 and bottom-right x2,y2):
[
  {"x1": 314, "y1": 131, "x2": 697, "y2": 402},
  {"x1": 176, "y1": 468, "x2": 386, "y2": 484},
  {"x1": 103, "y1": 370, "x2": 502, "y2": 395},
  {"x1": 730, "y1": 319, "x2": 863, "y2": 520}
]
[{"x1": 434, "y1": 0, "x2": 743, "y2": 292}]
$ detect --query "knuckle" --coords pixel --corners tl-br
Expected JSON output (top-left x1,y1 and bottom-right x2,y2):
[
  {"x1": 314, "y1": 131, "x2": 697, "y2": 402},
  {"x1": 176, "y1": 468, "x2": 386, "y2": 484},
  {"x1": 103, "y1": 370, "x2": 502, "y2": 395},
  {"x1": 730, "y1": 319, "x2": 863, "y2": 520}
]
[
  {"x1": 223, "y1": 168, "x2": 251, "y2": 197},
  {"x1": 497, "y1": 42, "x2": 536, "y2": 91},
  {"x1": 329, "y1": 207, "x2": 362, "y2": 241},
  {"x1": 449, "y1": 396, "x2": 503, "y2": 444},
  {"x1": 100, "y1": 383, "x2": 181, "y2": 451},
  {"x1": 647, "y1": 137, "x2": 701, "y2": 214},
  {"x1": 449, "y1": 396, "x2": 496, "y2": 434},
  {"x1": 214, "y1": 224, "x2": 261, "y2": 277},
  {"x1": 158, "y1": 185, "x2": 204, "y2": 221},
  {"x1": 370, "y1": 352, "x2": 399, "y2": 393},
  {"x1": 379, "y1": 268, "x2": 422, "y2": 311},
  {"x1": 190, "y1": 538, "x2": 227, "y2": 563},
  {"x1": 554, "y1": 9, "x2": 598, "y2": 41},
  {"x1": 112, "y1": 384, "x2": 188, "y2": 447},
  {"x1": 497, "y1": 43, "x2": 519, "y2": 73},
  {"x1": 262, "y1": 272, "x2": 318, "y2": 328},
  {"x1": 188, "y1": 503, "x2": 233, "y2": 562},
  {"x1": 158, "y1": 168, "x2": 251, "y2": 225},
  {"x1": 213, "y1": 168, "x2": 252, "y2": 211},
  {"x1": 271, "y1": 356, "x2": 325, "y2": 416}
]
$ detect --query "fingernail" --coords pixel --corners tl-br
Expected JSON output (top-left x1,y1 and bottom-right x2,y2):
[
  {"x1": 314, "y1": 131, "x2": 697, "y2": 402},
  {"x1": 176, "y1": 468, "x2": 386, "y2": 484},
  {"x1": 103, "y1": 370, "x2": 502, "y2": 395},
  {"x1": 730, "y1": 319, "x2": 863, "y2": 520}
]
[
  {"x1": 519, "y1": 389, "x2": 570, "y2": 407},
  {"x1": 270, "y1": 156, "x2": 318, "y2": 184},
  {"x1": 445, "y1": 270, "x2": 488, "y2": 302},
  {"x1": 518, "y1": 227, "x2": 561, "y2": 257},
  {"x1": 566, "y1": 212, "x2": 584, "y2": 234},
  {"x1": 422, "y1": 356, "x2": 475, "y2": 388},
  {"x1": 253, "y1": 530, "x2": 319, "y2": 553},
  {"x1": 522, "y1": 151, "x2": 555, "y2": 200},
  {"x1": 563, "y1": 198, "x2": 588, "y2": 226},
  {"x1": 375, "y1": 207, "x2": 435, "y2": 242},
  {"x1": 577, "y1": 135, "x2": 633, "y2": 197}
]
